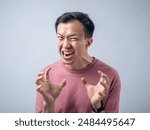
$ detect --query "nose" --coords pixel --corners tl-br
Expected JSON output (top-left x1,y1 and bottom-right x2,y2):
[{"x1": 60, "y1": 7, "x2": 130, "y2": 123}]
[{"x1": 63, "y1": 39, "x2": 71, "y2": 48}]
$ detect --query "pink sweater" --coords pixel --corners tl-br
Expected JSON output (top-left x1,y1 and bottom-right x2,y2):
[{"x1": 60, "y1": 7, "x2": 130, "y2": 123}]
[{"x1": 36, "y1": 58, "x2": 121, "y2": 113}]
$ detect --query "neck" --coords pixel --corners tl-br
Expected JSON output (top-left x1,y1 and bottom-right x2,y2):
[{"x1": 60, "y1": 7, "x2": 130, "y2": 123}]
[{"x1": 65, "y1": 56, "x2": 93, "y2": 70}]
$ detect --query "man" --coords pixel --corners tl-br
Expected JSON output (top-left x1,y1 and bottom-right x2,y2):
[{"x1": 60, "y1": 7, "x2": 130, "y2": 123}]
[{"x1": 35, "y1": 12, "x2": 121, "y2": 113}]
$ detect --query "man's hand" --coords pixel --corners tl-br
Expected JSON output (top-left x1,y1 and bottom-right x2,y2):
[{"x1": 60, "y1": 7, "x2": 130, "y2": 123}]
[
  {"x1": 81, "y1": 71, "x2": 109, "y2": 109},
  {"x1": 35, "y1": 67, "x2": 66, "y2": 112}
]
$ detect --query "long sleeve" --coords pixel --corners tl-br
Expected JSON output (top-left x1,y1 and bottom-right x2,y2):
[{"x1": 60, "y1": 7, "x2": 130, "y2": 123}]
[
  {"x1": 35, "y1": 92, "x2": 44, "y2": 113},
  {"x1": 104, "y1": 72, "x2": 121, "y2": 113}
]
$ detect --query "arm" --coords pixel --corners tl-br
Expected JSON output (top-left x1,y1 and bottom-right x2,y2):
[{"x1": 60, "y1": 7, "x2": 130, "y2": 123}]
[
  {"x1": 104, "y1": 72, "x2": 121, "y2": 113},
  {"x1": 35, "y1": 91, "x2": 55, "y2": 113},
  {"x1": 81, "y1": 70, "x2": 109, "y2": 113},
  {"x1": 35, "y1": 67, "x2": 66, "y2": 113}
]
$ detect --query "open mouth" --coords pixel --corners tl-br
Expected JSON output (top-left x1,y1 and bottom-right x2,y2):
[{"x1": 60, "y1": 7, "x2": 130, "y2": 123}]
[{"x1": 62, "y1": 51, "x2": 75, "y2": 59}]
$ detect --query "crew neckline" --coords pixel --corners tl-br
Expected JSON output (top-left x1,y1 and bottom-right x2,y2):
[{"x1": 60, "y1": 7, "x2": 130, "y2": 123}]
[{"x1": 60, "y1": 57, "x2": 98, "y2": 74}]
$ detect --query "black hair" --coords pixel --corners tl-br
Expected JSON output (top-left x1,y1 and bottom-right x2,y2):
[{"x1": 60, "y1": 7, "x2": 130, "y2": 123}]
[{"x1": 55, "y1": 12, "x2": 95, "y2": 38}]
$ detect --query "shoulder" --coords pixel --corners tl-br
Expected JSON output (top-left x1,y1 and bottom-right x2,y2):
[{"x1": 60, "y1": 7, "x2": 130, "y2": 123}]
[
  {"x1": 39, "y1": 60, "x2": 61, "y2": 72},
  {"x1": 95, "y1": 58, "x2": 121, "y2": 96},
  {"x1": 95, "y1": 58, "x2": 118, "y2": 76},
  {"x1": 95, "y1": 58, "x2": 120, "y2": 83}
]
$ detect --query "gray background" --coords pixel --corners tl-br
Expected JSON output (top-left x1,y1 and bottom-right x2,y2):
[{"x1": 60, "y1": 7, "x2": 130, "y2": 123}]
[{"x1": 0, "y1": 0, "x2": 150, "y2": 112}]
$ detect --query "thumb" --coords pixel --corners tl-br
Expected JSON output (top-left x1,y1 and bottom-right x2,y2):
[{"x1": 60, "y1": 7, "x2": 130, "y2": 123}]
[
  {"x1": 59, "y1": 79, "x2": 66, "y2": 89},
  {"x1": 81, "y1": 77, "x2": 89, "y2": 87}
]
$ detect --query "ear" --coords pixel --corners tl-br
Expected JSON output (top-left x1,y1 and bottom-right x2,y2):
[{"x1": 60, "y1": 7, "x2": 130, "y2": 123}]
[{"x1": 86, "y1": 38, "x2": 93, "y2": 47}]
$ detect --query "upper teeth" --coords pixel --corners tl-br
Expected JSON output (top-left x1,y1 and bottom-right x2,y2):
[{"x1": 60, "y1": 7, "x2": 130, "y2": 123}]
[{"x1": 63, "y1": 52, "x2": 73, "y2": 55}]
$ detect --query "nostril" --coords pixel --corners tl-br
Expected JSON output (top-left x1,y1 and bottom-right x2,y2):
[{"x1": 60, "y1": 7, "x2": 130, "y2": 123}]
[{"x1": 63, "y1": 42, "x2": 71, "y2": 48}]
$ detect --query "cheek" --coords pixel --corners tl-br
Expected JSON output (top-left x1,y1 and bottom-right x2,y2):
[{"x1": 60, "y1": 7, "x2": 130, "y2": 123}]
[
  {"x1": 57, "y1": 42, "x2": 62, "y2": 53},
  {"x1": 77, "y1": 42, "x2": 86, "y2": 50},
  {"x1": 72, "y1": 42, "x2": 80, "y2": 50},
  {"x1": 74, "y1": 44, "x2": 84, "y2": 56}
]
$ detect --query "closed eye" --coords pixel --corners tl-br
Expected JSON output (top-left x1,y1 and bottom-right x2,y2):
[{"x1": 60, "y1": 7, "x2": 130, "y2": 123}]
[
  {"x1": 70, "y1": 37, "x2": 78, "y2": 41},
  {"x1": 57, "y1": 36, "x2": 63, "y2": 40}
]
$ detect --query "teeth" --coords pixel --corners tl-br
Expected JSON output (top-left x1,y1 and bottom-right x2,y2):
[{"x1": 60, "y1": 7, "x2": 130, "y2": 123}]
[
  {"x1": 64, "y1": 52, "x2": 73, "y2": 55},
  {"x1": 63, "y1": 51, "x2": 74, "y2": 56}
]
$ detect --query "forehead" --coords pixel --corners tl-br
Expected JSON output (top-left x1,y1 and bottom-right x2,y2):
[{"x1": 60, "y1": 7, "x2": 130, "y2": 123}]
[{"x1": 57, "y1": 20, "x2": 84, "y2": 36}]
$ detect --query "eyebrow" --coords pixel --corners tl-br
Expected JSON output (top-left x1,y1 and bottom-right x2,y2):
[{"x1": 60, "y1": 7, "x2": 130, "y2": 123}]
[{"x1": 57, "y1": 33, "x2": 79, "y2": 37}]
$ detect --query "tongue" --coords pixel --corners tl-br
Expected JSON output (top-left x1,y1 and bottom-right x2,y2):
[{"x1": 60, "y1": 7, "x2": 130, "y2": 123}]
[
  {"x1": 64, "y1": 52, "x2": 74, "y2": 59},
  {"x1": 66, "y1": 53, "x2": 72, "y2": 56}
]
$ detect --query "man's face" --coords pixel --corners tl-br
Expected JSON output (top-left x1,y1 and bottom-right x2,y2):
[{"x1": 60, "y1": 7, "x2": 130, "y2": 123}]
[{"x1": 56, "y1": 20, "x2": 92, "y2": 69}]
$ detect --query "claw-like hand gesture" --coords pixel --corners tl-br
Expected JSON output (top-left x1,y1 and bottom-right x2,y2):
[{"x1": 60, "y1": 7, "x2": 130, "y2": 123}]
[
  {"x1": 81, "y1": 71, "x2": 109, "y2": 109},
  {"x1": 35, "y1": 67, "x2": 66, "y2": 112}
]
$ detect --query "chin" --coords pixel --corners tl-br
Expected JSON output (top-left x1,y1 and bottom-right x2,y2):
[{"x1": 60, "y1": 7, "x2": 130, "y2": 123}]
[
  {"x1": 63, "y1": 60, "x2": 74, "y2": 65},
  {"x1": 62, "y1": 58, "x2": 75, "y2": 65}
]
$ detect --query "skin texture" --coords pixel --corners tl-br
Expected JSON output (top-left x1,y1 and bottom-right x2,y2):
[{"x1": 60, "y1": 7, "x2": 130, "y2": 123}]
[{"x1": 35, "y1": 20, "x2": 109, "y2": 112}]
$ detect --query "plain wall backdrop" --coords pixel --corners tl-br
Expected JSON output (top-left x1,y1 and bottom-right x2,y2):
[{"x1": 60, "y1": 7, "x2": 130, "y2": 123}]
[{"x1": 0, "y1": 0, "x2": 150, "y2": 112}]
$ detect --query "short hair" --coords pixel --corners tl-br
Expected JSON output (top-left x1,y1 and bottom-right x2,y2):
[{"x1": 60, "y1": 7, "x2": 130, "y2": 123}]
[{"x1": 55, "y1": 12, "x2": 95, "y2": 38}]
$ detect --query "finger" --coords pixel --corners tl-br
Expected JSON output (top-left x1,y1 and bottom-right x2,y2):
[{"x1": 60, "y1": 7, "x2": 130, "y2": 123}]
[
  {"x1": 81, "y1": 77, "x2": 89, "y2": 88},
  {"x1": 98, "y1": 70, "x2": 103, "y2": 82},
  {"x1": 37, "y1": 71, "x2": 44, "y2": 77},
  {"x1": 98, "y1": 70, "x2": 107, "y2": 79},
  {"x1": 98, "y1": 70, "x2": 102, "y2": 75},
  {"x1": 36, "y1": 84, "x2": 48, "y2": 97},
  {"x1": 59, "y1": 79, "x2": 66, "y2": 90},
  {"x1": 44, "y1": 67, "x2": 51, "y2": 81},
  {"x1": 35, "y1": 71, "x2": 44, "y2": 84},
  {"x1": 35, "y1": 75, "x2": 43, "y2": 85},
  {"x1": 98, "y1": 70, "x2": 109, "y2": 84},
  {"x1": 36, "y1": 75, "x2": 43, "y2": 80},
  {"x1": 36, "y1": 84, "x2": 42, "y2": 92},
  {"x1": 101, "y1": 75, "x2": 109, "y2": 84},
  {"x1": 100, "y1": 81, "x2": 108, "y2": 90},
  {"x1": 98, "y1": 91, "x2": 105, "y2": 98}
]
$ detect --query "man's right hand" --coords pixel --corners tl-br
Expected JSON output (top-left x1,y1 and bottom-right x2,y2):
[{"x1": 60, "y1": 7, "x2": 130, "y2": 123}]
[{"x1": 35, "y1": 67, "x2": 66, "y2": 112}]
